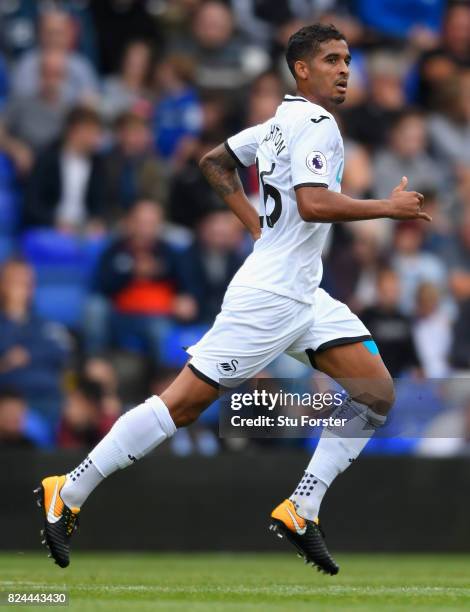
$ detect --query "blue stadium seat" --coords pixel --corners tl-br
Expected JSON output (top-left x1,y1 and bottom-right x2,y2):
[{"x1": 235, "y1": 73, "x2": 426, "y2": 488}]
[
  {"x1": 0, "y1": 236, "x2": 14, "y2": 262},
  {"x1": 0, "y1": 189, "x2": 19, "y2": 235},
  {"x1": 33, "y1": 284, "x2": 87, "y2": 328},
  {"x1": 0, "y1": 153, "x2": 15, "y2": 187},
  {"x1": 82, "y1": 234, "x2": 108, "y2": 277},
  {"x1": 21, "y1": 229, "x2": 108, "y2": 328},
  {"x1": 161, "y1": 323, "x2": 209, "y2": 367},
  {"x1": 22, "y1": 229, "x2": 107, "y2": 279},
  {"x1": 22, "y1": 229, "x2": 87, "y2": 266}
]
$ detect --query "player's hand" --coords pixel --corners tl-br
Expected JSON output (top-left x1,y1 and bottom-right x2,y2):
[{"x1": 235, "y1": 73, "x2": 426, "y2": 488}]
[{"x1": 388, "y1": 176, "x2": 432, "y2": 222}]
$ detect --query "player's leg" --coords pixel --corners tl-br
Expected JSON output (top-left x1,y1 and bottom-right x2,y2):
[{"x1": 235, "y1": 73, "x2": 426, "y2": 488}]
[
  {"x1": 64, "y1": 364, "x2": 218, "y2": 501},
  {"x1": 36, "y1": 287, "x2": 313, "y2": 567},
  {"x1": 271, "y1": 289, "x2": 392, "y2": 574},
  {"x1": 62, "y1": 286, "x2": 307, "y2": 506},
  {"x1": 35, "y1": 365, "x2": 217, "y2": 567},
  {"x1": 288, "y1": 341, "x2": 393, "y2": 523},
  {"x1": 271, "y1": 341, "x2": 392, "y2": 576}
]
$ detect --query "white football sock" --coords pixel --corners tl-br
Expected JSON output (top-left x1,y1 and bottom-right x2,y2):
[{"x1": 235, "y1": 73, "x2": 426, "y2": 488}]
[
  {"x1": 60, "y1": 395, "x2": 176, "y2": 508},
  {"x1": 60, "y1": 456, "x2": 103, "y2": 509},
  {"x1": 291, "y1": 398, "x2": 386, "y2": 521}
]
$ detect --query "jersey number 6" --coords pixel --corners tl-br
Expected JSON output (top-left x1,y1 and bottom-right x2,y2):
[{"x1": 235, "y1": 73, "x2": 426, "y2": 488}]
[{"x1": 256, "y1": 159, "x2": 282, "y2": 229}]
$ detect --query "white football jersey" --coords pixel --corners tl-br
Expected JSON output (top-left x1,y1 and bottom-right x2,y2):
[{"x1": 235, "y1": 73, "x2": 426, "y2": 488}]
[{"x1": 225, "y1": 94, "x2": 344, "y2": 304}]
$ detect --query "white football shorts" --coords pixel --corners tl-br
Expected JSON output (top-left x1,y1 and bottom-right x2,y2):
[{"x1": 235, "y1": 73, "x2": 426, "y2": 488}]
[{"x1": 186, "y1": 286, "x2": 371, "y2": 387}]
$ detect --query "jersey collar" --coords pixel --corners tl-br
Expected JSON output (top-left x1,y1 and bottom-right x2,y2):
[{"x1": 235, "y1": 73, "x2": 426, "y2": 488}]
[{"x1": 283, "y1": 94, "x2": 309, "y2": 103}]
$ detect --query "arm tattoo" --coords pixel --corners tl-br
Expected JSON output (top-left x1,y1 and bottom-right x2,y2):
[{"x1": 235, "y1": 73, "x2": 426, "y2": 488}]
[{"x1": 199, "y1": 145, "x2": 243, "y2": 198}]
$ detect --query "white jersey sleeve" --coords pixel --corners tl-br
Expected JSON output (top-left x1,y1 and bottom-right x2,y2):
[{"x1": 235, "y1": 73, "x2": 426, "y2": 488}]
[
  {"x1": 289, "y1": 113, "x2": 340, "y2": 191},
  {"x1": 225, "y1": 123, "x2": 266, "y2": 168}
]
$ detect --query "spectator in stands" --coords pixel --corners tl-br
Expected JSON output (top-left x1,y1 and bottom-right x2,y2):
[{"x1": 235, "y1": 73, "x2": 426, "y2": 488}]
[
  {"x1": 446, "y1": 210, "x2": 470, "y2": 369},
  {"x1": 0, "y1": 0, "x2": 97, "y2": 63},
  {"x1": 83, "y1": 357, "x2": 123, "y2": 420},
  {"x1": 0, "y1": 388, "x2": 33, "y2": 449},
  {"x1": 271, "y1": 17, "x2": 307, "y2": 89},
  {"x1": 0, "y1": 0, "x2": 38, "y2": 60},
  {"x1": 249, "y1": 70, "x2": 284, "y2": 103},
  {"x1": 428, "y1": 70, "x2": 470, "y2": 170},
  {"x1": 440, "y1": 0, "x2": 470, "y2": 66},
  {"x1": 0, "y1": 380, "x2": 51, "y2": 450},
  {"x1": 362, "y1": 268, "x2": 421, "y2": 377},
  {"x1": 102, "y1": 111, "x2": 167, "y2": 226},
  {"x1": 168, "y1": 132, "x2": 226, "y2": 230},
  {"x1": 84, "y1": 200, "x2": 198, "y2": 364},
  {"x1": 446, "y1": 209, "x2": 470, "y2": 291},
  {"x1": 391, "y1": 221, "x2": 447, "y2": 315},
  {"x1": 152, "y1": 54, "x2": 202, "y2": 163},
  {"x1": 341, "y1": 52, "x2": 407, "y2": 151},
  {"x1": 90, "y1": 0, "x2": 163, "y2": 75},
  {"x1": 413, "y1": 282, "x2": 451, "y2": 377},
  {"x1": 372, "y1": 109, "x2": 444, "y2": 200},
  {"x1": 413, "y1": 49, "x2": 459, "y2": 111},
  {"x1": 326, "y1": 221, "x2": 388, "y2": 311},
  {"x1": 231, "y1": 0, "x2": 335, "y2": 49},
  {"x1": 100, "y1": 40, "x2": 153, "y2": 122},
  {"x1": 354, "y1": 0, "x2": 445, "y2": 42},
  {"x1": 413, "y1": 1, "x2": 470, "y2": 109},
  {"x1": 0, "y1": 50, "x2": 70, "y2": 174},
  {"x1": 341, "y1": 138, "x2": 372, "y2": 199},
  {"x1": 64, "y1": 1, "x2": 99, "y2": 68},
  {"x1": 23, "y1": 107, "x2": 104, "y2": 232},
  {"x1": 0, "y1": 259, "x2": 70, "y2": 424},
  {"x1": 57, "y1": 377, "x2": 116, "y2": 449},
  {"x1": 420, "y1": 189, "x2": 455, "y2": 257},
  {"x1": 188, "y1": 210, "x2": 245, "y2": 323},
  {"x1": 200, "y1": 94, "x2": 236, "y2": 141},
  {"x1": 246, "y1": 71, "x2": 284, "y2": 125},
  {"x1": 178, "y1": 1, "x2": 269, "y2": 92},
  {"x1": 11, "y1": 7, "x2": 98, "y2": 105}
]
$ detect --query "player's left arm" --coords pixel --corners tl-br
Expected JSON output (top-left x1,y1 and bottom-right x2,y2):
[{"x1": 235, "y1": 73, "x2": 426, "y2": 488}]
[
  {"x1": 199, "y1": 126, "x2": 264, "y2": 241},
  {"x1": 290, "y1": 115, "x2": 429, "y2": 224}
]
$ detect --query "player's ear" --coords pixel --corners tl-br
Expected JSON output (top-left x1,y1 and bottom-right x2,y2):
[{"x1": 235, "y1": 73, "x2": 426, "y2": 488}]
[{"x1": 294, "y1": 60, "x2": 309, "y2": 81}]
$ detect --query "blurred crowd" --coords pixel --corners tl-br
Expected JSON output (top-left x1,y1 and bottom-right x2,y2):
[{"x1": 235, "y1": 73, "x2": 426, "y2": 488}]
[{"x1": 0, "y1": 0, "x2": 470, "y2": 456}]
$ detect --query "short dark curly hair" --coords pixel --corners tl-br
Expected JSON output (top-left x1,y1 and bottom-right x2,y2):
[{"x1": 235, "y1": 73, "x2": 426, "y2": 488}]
[{"x1": 286, "y1": 23, "x2": 346, "y2": 78}]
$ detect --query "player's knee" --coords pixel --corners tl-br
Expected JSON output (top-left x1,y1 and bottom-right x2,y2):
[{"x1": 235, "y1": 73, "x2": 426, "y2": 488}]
[
  {"x1": 354, "y1": 375, "x2": 395, "y2": 416},
  {"x1": 370, "y1": 377, "x2": 395, "y2": 415},
  {"x1": 385, "y1": 380, "x2": 396, "y2": 412}
]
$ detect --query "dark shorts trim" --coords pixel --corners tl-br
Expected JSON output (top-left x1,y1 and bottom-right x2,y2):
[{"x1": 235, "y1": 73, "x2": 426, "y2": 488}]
[
  {"x1": 294, "y1": 182, "x2": 328, "y2": 190},
  {"x1": 224, "y1": 141, "x2": 246, "y2": 169},
  {"x1": 304, "y1": 335, "x2": 373, "y2": 370},
  {"x1": 187, "y1": 363, "x2": 219, "y2": 389},
  {"x1": 316, "y1": 335, "x2": 373, "y2": 354},
  {"x1": 305, "y1": 348, "x2": 317, "y2": 369}
]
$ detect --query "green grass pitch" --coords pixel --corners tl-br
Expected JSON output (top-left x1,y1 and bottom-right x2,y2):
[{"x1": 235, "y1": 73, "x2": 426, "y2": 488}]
[{"x1": 1, "y1": 553, "x2": 470, "y2": 611}]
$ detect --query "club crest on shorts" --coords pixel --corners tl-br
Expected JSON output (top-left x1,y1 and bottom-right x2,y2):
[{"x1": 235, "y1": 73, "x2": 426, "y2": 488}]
[
  {"x1": 217, "y1": 359, "x2": 239, "y2": 376},
  {"x1": 306, "y1": 151, "x2": 327, "y2": 175}
]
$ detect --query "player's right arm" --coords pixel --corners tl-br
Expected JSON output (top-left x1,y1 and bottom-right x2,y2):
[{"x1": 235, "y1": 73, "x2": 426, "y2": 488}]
[
  {"x1": 296, "y1": 177, "x2": 431, "y2": 223},
  {"x1": 199, "y1": 126, "x2": 263, "y2": 241}
]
